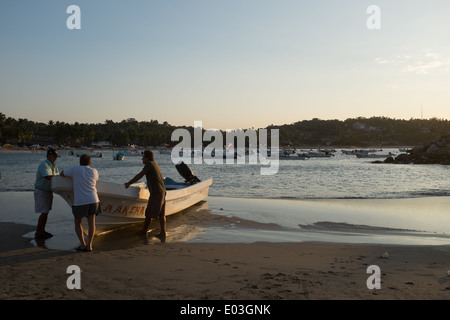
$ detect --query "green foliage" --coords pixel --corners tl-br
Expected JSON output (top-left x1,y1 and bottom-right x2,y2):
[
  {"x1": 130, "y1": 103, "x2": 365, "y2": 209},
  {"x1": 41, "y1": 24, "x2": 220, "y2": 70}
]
[
  {"x1": 264, "y1": 116, "x2": 450, "y2": 147},
  {"x1": 1, "y1": 113, "x2": 449, "y2": 147}
]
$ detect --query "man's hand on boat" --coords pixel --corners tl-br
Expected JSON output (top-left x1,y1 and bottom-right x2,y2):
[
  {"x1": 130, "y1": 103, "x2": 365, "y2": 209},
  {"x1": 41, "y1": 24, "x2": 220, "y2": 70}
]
[{"x1": 124, "y1": 171, "x2": 145, "y2": 189}]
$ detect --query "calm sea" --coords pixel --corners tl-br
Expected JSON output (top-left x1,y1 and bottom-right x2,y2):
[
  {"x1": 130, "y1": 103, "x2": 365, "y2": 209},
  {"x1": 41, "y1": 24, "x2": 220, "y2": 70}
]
[
  {"x1": 1, "y1": 149, "x2": 450, "y2": 247},
  {"x1": 1, "y1": 149, "x2": 449, "y2": 199}
]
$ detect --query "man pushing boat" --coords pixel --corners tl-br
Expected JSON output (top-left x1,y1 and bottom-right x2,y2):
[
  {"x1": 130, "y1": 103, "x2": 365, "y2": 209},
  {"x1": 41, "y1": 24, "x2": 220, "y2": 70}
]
[{"x1": 124, "y1": 150, "x2": 167, "y2": 241}]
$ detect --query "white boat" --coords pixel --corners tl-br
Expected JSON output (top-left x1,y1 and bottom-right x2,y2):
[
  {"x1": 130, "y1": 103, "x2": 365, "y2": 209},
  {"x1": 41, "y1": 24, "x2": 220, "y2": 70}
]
[
  {"x1": 114, "y1": 149, "x2": 141, "y2": 157},
  {"x1": 69, "y1": 151, "x2": 103, "y2": 158},
  {"x1": 279, "y1": 152, "x2": 309, "y2": 160},
  {"x1": 355, "y1": 152, "x2": 394, "y2": 159},
  {"x1": 342, "y1": 149, "x2": 379, "y2": 156},
  {"x1": 279, "y1": 149, "x2": 296, "y2": 157},
  {"x1": 76, "y1": 151, "x2": 103, "y2": 158},
  {"x1": 51, "y1": 163, "x2": 213, "y2": 234},
  {"x1": 299, "y1": 151, "x2": 334, "y2": 158}
]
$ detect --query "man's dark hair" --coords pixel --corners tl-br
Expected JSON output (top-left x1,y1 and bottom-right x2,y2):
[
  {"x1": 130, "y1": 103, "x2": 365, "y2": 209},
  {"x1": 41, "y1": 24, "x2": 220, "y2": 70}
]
[
  {"x1": 143, "y1": 150, "x2": 154, "y2": 161},
  {"x1": 80, "y1": 154, "x2": 91, "y2": 166}
]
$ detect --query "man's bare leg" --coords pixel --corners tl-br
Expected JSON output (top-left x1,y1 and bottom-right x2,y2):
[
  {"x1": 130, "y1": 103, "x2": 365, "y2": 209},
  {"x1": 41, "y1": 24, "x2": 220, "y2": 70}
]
[
  {"x1": 35, "y1": 213, "x2": 52, "y2": 238},
  {"x1": 74, "y1": 217, "x2": 86, "y2": 249},
  {"x1": 86, "y1": 214, "x2": 96, "y2": 251},
  {"x1": 135, "y1": 218, "x2": 151, "y2": 235},
  {"x1": 155, "y1": 216, "x2": 166, "y2": 242}
]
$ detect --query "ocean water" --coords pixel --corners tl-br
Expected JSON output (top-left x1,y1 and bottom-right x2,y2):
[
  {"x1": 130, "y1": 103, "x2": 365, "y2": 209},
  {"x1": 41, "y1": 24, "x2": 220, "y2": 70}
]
[
  {"x1": 1, "y1": 149, "x2": 450, "y2": 199},
  {"x1": 1, "y1": 149, "x2": 450, "y2": 248}
]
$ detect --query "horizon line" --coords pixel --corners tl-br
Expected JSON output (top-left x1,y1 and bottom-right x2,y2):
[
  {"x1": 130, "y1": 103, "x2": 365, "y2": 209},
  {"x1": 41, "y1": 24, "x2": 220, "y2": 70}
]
[{"x1": 2, "y1": 113, "x2": 450, "y2": 130}]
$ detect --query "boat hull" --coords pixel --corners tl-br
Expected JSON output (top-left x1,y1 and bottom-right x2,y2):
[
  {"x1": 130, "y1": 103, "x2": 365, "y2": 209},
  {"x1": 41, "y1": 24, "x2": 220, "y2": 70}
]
[
  {"x1": 51, "y1": 176, "x2": 212, "y2": 233},
  {"x1": 355, "y1": 154, "x2": 391, "y2": 158}
]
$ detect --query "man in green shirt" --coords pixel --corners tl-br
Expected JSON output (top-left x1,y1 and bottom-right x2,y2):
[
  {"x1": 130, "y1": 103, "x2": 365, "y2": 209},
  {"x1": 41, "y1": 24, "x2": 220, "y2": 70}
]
[
  {"x1": 34, "y1": 148, "x2": 60, "y2": 239},
  {"x1": 125, "y1": 150, "x2": 166, "y2": 241}
]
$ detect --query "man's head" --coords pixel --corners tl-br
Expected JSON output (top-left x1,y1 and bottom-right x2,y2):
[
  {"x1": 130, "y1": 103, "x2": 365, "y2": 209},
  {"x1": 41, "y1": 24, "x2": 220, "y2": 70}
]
[
  {"x1": 142, "y1": 150, "x2": 154, "y2": 163},
  {"x1": 80, "y1": 154, "x2": 92, "y2": 166},
  {"x1": 46, "y1": 148, "x2": 59, "y2": 164}
]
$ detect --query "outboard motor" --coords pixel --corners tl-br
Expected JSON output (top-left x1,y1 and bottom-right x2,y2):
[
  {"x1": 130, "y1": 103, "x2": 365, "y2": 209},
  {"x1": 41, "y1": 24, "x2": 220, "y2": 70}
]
[{"x1": 176, "y1": 161, "x2": 201, "y2": 185}]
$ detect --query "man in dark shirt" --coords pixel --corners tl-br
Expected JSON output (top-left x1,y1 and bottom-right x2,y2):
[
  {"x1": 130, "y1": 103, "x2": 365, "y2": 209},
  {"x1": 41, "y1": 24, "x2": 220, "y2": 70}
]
[{"x1": 125, "y1": 150, "x2": 167, "y2": 241}]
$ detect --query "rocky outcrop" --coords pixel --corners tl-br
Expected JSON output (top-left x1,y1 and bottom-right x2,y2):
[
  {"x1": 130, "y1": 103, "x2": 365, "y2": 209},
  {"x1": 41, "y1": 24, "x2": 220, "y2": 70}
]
[{"x1": 383, "y1": 134, "x2": 450, "y2": 165}]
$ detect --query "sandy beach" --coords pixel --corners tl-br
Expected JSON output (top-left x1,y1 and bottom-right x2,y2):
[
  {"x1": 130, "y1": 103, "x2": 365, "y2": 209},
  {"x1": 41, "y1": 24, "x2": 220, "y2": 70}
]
[
  {"x1": 1, "y1": 191, "x2": 450, "y2": 304},
  {"x1": 1, "y1": 220, "x2": 449, "y2": 301}
]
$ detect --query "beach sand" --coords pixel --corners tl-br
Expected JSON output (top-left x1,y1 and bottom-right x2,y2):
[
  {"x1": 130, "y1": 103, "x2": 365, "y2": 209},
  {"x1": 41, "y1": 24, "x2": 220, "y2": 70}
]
[
  {"x1": 1, "y1": 191, "x2": 450, "y2": 302},
  {"x1": 1, "y1": 221, "x2": 449, "y2": 300}
]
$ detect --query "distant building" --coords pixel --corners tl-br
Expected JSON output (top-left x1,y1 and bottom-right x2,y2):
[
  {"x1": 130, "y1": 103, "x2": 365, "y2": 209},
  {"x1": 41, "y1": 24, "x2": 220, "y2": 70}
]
[{"x1": 353, "y1": 122, "x2": 380, "y2": 132}]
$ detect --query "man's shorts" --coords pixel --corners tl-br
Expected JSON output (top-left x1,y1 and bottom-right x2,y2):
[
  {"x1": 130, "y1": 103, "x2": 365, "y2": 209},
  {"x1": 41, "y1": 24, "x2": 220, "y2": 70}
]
[
  {"x1": 72, "y1": 202, "x2": 102, "y2": 219},
  {"x1": 34, "y1": 188, "x2": 53, "y2": 214},
  {"x1": 145, "y1": 192, "x2": 166, "y2": 219}
]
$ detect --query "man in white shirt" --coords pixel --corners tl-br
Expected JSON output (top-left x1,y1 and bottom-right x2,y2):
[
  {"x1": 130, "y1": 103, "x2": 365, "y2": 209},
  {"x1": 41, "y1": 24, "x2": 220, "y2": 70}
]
[{"x1": 61, "y1": 154, "x2": 101, "y2": 252}]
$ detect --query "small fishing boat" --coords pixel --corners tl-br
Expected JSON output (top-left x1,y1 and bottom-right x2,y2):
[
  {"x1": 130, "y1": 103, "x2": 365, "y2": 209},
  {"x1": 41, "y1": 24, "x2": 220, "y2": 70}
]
[
  {"x1": 279, "y1": 152, "x2": 309, "y2": 160},
  {"x1": 299, "y1": 151, "x2": 334, "y2": 158},
  {"x1": 51, "y1": 162, "x2": 213, "y2": 234},
  {"x1": 72, "y1": 151, "x2": 103, "y2": 158},
  {"x1": 355, "y1": 152, "x2": 394, "y2": 159},
  {"x1": 113, "y1": 152, "x2": 125, "y2": 160}
]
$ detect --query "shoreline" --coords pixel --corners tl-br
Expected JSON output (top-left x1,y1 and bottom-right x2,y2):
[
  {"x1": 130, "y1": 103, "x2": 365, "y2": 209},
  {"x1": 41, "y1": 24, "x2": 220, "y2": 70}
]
[
  {"x1": 0, "y1": 145, "x2": 414, "y2": 151},
  {"x1": 1, "y1": 221, "x2": 449, "y2": 300},
  {"x1": 1, "y1": 191, "x2": 450, "y2": 246},
  {"x1": 1, "y1": 191, "x2": 450, "y2": 300}
]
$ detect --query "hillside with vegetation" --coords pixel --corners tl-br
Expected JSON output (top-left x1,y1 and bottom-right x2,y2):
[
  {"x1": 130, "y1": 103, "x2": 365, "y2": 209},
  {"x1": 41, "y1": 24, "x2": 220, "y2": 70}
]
[
  {"x1": 270, "y1": 117, "x2": 450, "y2": 147},
  {"x1": 1, "y1": 113, "x2": 450, "y2": 148}
]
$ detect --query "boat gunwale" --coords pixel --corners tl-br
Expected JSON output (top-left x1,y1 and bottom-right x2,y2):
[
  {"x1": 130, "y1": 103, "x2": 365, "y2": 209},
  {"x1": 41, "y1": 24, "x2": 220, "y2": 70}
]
[{"x1": 51, "y1": 176, "x2": 213, "y2": 202}]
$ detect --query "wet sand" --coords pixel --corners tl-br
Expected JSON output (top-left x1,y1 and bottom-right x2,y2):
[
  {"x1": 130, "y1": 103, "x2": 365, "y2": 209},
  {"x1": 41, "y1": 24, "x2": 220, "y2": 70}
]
[
  {"x1": 1, "y1": 222, "x2": 449, "y2": 301},
  {"x1": 1, "y1": 191, "x2": 450, "y2": 302}
]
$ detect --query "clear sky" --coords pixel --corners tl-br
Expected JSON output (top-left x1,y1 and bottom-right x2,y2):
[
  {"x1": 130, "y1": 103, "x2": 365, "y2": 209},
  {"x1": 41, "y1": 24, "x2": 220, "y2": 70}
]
[{"x1": 1, "y1": 0, "x2": 450, "y2": 130}]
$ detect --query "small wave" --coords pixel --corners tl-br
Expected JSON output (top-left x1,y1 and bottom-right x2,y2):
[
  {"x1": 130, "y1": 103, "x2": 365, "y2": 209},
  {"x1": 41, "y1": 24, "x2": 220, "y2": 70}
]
[
  {"x1": 297, "y1": 221, "x2": 450, "y2": 239},
  {"x1": 409, "y1": 190, "x2": 450, "y2": 197},
  {"x1": 298, "y1": 221, "x2": 416, "y2": 233},
  {"x1": 209, "y1": 192, "x2": 450, "y2": 201}
]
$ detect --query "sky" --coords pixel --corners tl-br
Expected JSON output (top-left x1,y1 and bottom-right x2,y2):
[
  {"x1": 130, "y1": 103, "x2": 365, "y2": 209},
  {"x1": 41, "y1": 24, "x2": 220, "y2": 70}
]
[{"x1": 1, "y1": 0, "x2": 450, "y2": 130}]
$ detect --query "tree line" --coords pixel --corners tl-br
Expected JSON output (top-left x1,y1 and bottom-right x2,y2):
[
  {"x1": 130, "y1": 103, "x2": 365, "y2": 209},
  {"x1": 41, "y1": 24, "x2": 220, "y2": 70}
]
[
  {"x1": 270, "y1": 117, "x2": 450, "y2": 147},
  {"x1": 1, "y1": 113, "x2": 450, "y2": 148},
  {"x1": 0, "y1": 114, "x2": 177, "y2": 147}
]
